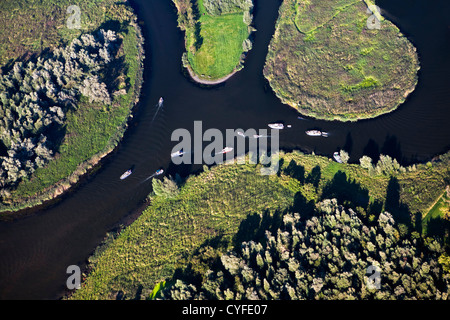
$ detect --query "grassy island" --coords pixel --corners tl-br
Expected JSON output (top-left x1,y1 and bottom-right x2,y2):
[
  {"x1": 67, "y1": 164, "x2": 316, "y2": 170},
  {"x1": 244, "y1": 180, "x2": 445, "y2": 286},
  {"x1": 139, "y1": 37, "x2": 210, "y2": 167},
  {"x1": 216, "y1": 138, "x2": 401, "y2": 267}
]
[
  {"x1": 263, "y1": 0, "x2": 420, "y2": 121},
  {"x1": 70, "y1": 151, "x2": 450, "y2": 299},
  {"x1": 0, "y1": 0, "x2": 144, "y2": 214},
  {"x1": 173, "y1": 0, "x2": 254, "y2": 83}
]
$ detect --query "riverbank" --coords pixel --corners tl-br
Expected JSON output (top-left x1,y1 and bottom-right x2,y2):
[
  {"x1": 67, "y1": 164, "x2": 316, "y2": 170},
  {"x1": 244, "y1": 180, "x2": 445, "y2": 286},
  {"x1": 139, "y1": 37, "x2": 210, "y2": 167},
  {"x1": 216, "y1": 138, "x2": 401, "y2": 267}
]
[
  {"x1": 69, "y1": 150, "x2": 450, "y2": 299},
  {"x1": 263, "y1": 0, "x2": 420, "y2": 121},
  {"x1": 0, "y1": 1, "x2": 145, "y2": 215},
  {"x1": 173, "y1": 0, "x2": 254, "y2": 84}
]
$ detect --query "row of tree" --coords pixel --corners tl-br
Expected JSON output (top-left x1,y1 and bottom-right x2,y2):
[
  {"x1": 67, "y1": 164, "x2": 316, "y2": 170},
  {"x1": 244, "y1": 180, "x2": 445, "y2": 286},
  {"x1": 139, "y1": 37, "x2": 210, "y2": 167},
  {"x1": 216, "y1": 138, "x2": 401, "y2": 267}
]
[
  {"x1": 0, "y1": 29, "x2": 119, "y2": 190},
  {"x1": 160, "y1": 199, "x2": 449, "y2": 299}
]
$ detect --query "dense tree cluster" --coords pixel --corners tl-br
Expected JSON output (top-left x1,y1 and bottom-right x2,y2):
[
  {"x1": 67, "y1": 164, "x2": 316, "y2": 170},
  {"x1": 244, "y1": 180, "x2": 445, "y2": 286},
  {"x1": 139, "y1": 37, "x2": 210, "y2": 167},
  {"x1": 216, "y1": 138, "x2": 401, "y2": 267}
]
[
  {"x1": 202, "y1": 0, "x2": 253, "y2": 16},
  {"x1": 152, "y1": 175, "x2": 181, "y2": 199},
  {"x1": 161, "y1": 199, "x2": 450, "y2": 300},
  {"x1": 359, "y1": 154, "x2": 411, "y2": 176},
  {"x1": 0, "y1": 29, "x2": 118, "y2": 190}
]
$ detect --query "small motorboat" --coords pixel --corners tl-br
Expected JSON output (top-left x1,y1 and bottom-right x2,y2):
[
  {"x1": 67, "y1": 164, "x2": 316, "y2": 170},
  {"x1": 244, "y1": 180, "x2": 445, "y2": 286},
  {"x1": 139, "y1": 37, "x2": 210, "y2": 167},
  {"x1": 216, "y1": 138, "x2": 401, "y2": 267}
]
[
  {"x1": 158, "y1": 97, "x2": 163, "y2": 106},
  {"x1": 268, "y1": 123, "x2": 284, "y2": 130},
  {"x1": 253, "y1": 134, "x2": 264, "y2": 139},
  {"x1": 306, "y1": 130, "x2": 328, "y2": 137},
  {"x1": 120, "y1": 169, "x2": 132, "y2": 180},
  {"x1": 219, "y1": 147, "x2": 233, "y2": 154},
  {"x1": 333, "y1": 152, "x2": 343, "y2": 163},
  {"x1": 171, "y1": 150, "x2": 184, "y2": 158},
  {"x1": 155, "y1": 169, "x2": 164, "y2": 176},
  {"x1": 237, "y1": 131, "x2": 246, "y2": 137}
]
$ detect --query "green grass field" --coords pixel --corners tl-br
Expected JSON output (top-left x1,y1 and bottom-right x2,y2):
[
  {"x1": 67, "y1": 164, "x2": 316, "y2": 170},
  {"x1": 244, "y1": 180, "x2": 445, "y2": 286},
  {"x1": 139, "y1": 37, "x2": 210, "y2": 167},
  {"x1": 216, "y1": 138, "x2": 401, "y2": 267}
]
[
  {"x1": 174, "y1": 0, "x2": 251, "y2": 81},
  {"x1": 422, "y1": 189, "x2": 450, "y2": 237},
  {"x1": 70, "y1": 161, "x2": 296, "y2": 299}
]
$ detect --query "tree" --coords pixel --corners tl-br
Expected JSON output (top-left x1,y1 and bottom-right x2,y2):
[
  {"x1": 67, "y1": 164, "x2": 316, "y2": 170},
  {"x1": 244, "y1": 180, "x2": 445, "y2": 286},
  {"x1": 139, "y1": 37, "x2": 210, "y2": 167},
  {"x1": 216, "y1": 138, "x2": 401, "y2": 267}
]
[
  {"x1": 339, "y1": 150, "x2": 349, "y2": 164},
  {"x1": 159, "y1": 199, "x2": 450, "y2": 300},
  {"x1": 152, "y1": 176, "x2": 180, "y2": 199}
]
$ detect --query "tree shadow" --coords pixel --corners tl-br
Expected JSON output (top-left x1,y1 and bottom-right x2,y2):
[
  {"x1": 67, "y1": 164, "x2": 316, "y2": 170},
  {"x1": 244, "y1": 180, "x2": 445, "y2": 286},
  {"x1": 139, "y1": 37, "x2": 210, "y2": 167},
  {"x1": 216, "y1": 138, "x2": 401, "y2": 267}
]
[
  {"x1": 232, "y1": 209, "x2": 286, "y2": 251},
  {"x1": 306, "y1": 165, "x2": 321, "y2": 190},
  {"x1": 343, "y1": 132, "x2": 353, "y2": 155},
  {"x1": 292, "y1": 192, "x2": 315, "y2": 220},
  {"x1": 191, "y1": 2, "x2": 203, "y2": 51},
  {"x1": 425, "y1": 217, "x2": 448, "y2": 239},
  {"x1": 363, "y1": 139, "x2": 380, "y2": 163},
  {"x1": 381, "y1": 135, "x2": 403, "y2": 164},
  {"x1": 283, "y1": 159, "x2": 305, "y2": 183},
  {"x1": 385, "y1": 176, "x2": 412, "y2": 228},
  {"x1": 321, "y1": 171, "x2": 370, "y2": 210}
]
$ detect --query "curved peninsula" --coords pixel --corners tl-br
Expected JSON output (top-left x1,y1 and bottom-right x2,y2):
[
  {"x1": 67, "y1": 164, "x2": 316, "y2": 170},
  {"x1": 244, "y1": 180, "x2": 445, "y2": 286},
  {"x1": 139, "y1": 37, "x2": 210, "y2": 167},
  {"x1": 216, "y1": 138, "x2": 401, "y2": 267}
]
[
  {"x1": 173, "y1": 0, "x2": 255, "y2": 84},
  {"x1": 0, "y1": 0, "x2": 145, "y2": 214},
  {"x1": 263, "y1": 0, "x2": 420, "y2": 121}
]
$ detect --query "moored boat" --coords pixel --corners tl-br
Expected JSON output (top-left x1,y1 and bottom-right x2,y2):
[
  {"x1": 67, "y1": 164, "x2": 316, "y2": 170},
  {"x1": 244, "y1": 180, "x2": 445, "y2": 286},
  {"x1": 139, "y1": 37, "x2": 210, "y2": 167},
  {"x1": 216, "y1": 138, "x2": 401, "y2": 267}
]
[
  {"x1": 333, "y1": 152, "x2": 343, "y2": 163},
  {"x1": 268, "y1": 123, "x2": 284, "y2": 130},
  {"x1": 306, "y1": 130, "x2": 328, "y2": 137},
  {"x1": 120, "y1": 169, "x2": 132, "y2": 180}
]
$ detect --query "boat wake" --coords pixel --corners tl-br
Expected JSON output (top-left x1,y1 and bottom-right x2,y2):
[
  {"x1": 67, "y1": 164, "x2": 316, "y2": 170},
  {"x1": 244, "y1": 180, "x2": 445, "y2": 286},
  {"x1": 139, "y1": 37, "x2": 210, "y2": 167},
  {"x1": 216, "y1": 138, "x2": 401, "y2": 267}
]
[
  {"x1": 141, "y1": 169, "x2": 165, "y2": 184},
  {"x1": 150, "y1": 97, "x2": 164, "y2": 124}
]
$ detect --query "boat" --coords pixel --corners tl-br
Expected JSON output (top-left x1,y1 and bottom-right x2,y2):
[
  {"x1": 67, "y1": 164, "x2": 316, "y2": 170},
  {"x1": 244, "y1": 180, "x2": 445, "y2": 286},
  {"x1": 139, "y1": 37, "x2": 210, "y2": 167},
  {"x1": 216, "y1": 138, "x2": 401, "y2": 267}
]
[
  {"x1": 219, "y1": 147, "x2": 233, "y2": 154},
  {"x1": 158, "y1": 97, "x2": 163, "y2": 106},
  {"x1": 171, "y1": 150, "x2": 184, "y2": 158},
  {"x1": 268, "y1": 123, "x2": 284, "y2": 130},
  {"x1": 120, "y1": 169, "x2": 132, "y2": 180},
  {"x1": 253, "y1": 134, "x2": 264, "y2": 138},
  {"x1": 237, "y1": 131, "x2": 246, "y2": 137},
  {"x1": 333, "y1": 152, "x2": 343, "y2": 163},
  {"x1": 155, "y1": 169, "x2": 164, "y2": 176},
  {"x1": 306, "y1": 130, "x2": 328, "y2": 137}
]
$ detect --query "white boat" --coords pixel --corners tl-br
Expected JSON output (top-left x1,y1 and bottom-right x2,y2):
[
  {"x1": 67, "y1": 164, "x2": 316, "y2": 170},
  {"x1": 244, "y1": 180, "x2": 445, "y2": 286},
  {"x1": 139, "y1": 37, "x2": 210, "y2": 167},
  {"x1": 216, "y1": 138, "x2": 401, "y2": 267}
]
[
  {"x1": 237, "y1": 131, "x2": 246, "y2": 137},
  {"x1": 120, "y1": 169, "x2": 132, "y2": 180},
  {"x1": 171, "y1": 150, "x2": 184, "y2": 158},
  {"x1": 220, "y1": 147, "x2": 233, "y2": 154},
  {"x1": 268, "y1": 123, "x2": 284, "y2": 130},
  {"x1": 333, "y1": 152, "x2": 343, "y2": 163},
  {"x1": 253, "y1": 134, "x2": 264, "y2": 138},
  {"x1": 306, "y1": 130, "x2": 328, "y2": 137},
  {"x1": 158, "y1": 97, "x2": 163, "y2": 106},
  {"x1": 155, "y1": 169, "x2": 164, "y2": 176}
]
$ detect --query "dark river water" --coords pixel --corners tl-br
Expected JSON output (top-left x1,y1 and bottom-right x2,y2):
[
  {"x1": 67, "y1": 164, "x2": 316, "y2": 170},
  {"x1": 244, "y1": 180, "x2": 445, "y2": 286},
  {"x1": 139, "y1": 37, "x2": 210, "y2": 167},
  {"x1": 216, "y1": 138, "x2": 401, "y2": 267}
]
[{"x1": 0, "y1": 0, "x2": 449, "y2": 299}]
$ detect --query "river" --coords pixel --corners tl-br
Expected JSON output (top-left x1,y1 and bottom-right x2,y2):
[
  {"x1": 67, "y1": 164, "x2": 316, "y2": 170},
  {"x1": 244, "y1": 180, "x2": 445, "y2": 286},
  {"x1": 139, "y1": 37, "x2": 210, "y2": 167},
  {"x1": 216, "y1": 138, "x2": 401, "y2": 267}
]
[{"x1": 0, "y1": 0, "x2": 449, "y2": 299}]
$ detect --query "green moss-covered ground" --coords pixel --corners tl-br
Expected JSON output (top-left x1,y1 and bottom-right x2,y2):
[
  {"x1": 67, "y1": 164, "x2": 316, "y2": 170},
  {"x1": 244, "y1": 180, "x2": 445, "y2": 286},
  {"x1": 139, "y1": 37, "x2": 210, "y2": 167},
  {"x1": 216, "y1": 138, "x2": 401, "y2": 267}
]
[{"x1": 263, "y1": 0, "x2": 420, "y2": 121}]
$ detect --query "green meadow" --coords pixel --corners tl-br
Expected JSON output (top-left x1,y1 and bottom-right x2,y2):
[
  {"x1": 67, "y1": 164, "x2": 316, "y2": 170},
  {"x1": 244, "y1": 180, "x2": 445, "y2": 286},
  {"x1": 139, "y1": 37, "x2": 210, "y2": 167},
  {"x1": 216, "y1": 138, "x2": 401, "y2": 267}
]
[{"x1": 173, "y1": 0, "x2": 252, "y2": 81}]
